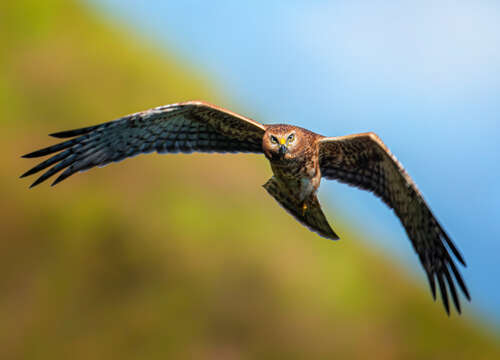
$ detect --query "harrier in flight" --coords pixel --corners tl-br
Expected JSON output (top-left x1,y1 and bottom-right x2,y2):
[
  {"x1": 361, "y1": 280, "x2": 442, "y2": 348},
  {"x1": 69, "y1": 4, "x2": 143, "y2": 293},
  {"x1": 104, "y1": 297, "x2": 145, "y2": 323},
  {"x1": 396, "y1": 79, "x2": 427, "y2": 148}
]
[{"x1": 21, "y1": 101, "x2": 469, "y2": 314}]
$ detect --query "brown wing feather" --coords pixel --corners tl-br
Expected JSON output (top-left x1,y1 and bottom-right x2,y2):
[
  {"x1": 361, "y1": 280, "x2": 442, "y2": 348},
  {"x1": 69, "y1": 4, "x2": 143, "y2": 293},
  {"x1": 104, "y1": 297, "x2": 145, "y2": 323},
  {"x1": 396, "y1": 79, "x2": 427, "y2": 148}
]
[
  {"x1": 263, "y1": 176, "x2": 339, "y2": 240},
  {"x1": 318, "y1": 132, "x2": 469, "y2": 314},
  {"x1": 21, "y1": 101, "x2": 266, "y2": 187}
]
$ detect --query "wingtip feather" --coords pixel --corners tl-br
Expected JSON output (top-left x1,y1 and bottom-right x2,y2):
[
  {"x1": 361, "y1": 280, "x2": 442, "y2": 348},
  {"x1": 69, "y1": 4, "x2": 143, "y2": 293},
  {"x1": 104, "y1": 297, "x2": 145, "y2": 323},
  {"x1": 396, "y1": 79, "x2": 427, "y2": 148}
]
[
  {"x1": 427, "y1": 272, "x2": 437, "y2": 301},
  {"x1": 20, "y1": 169, "x2": 35, "y2": 178},
  {"x1": 49, "y1": 124, "x2": 100, "y2": 138},
  {"x1": 443, "y1": 266, "x2": 461, "y2": 314},
  {"x1": 29, "y1": 178, "x2": 43, "y2": 188},
  {"x1": 51, "y1": 171, "x2": 70, "y2": 186},
  {"x1": 22, "y1": 151, "x2": 42, "y2": 158},
  {"x1": 49, "y1": 131, "x2": 70, "y2": 138},
  {"x1": 436, "y1": 273, "x2": 450, "y2": 315},
  {"x1": 448, "y1": 261, "x2": 471, "y2": 301}
]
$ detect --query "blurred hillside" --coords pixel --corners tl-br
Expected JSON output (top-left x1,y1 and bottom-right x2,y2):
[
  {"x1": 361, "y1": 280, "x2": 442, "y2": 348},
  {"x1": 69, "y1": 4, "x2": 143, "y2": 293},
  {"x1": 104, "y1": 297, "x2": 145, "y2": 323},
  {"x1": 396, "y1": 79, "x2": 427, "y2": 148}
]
[{"x1": 1, "y1": 0, "x2": 499, "y2": 359}]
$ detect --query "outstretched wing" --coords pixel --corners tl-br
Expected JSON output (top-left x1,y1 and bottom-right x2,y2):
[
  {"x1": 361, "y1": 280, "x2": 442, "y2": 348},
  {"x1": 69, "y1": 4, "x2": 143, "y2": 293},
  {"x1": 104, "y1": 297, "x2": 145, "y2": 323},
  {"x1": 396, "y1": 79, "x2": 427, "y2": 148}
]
[
  {"x1": 318, "y1": 132, "x2": 469, "y2": 314},
  {"x1": 263, "y1": 176, "x2": 339, "y2": 240},
  {"x1": 21, "y1": 101, "x2": 266, "y2": 187}
]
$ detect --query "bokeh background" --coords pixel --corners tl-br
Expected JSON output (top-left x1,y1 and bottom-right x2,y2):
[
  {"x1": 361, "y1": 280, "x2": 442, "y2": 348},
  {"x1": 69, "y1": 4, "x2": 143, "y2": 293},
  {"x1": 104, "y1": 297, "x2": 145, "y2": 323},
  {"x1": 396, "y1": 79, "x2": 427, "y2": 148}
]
[{"x1": 2, "y1": 0, "x2": 499, "y2": 358}]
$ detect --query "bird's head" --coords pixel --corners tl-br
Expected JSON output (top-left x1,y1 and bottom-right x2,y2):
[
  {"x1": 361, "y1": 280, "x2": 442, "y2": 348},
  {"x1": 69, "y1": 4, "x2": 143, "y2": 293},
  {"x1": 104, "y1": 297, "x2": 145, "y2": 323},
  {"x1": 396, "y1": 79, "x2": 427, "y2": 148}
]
[{"x1": 263, "y1": 126, "x2": 300, "y2": 161}]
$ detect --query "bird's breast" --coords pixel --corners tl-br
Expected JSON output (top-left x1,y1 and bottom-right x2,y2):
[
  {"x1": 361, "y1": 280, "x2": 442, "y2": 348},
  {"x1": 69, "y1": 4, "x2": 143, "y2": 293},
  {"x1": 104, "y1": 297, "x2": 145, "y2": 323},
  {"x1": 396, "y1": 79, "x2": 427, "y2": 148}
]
[
  {"x1": 269, "y1": 156, "x2": 321, "y2": 201},
  {"x1": 270, "y1": 157, "x2": 306, "y2": 179}
]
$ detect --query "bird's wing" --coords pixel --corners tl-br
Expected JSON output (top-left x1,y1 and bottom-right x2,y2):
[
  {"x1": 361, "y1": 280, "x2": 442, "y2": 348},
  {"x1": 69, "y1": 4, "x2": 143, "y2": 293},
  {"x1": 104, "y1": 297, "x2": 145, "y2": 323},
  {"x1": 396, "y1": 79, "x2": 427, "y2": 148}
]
[
  {"x1": 21, "y1": 101, "x2": 266, "y2": 187},
  {"x1": 317, "y1": 132, "x2": 469, "y2": 314},
  {"x1": 263, "y1": 176, "x2": 339, "y2": 240}
]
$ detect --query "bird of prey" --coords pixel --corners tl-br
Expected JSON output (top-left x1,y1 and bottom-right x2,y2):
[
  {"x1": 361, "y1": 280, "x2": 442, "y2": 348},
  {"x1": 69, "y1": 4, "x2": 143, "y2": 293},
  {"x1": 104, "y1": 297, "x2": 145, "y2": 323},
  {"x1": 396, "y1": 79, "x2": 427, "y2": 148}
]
[{"x1": 21, "y1": 100, "x2": 469, "y2": 314}]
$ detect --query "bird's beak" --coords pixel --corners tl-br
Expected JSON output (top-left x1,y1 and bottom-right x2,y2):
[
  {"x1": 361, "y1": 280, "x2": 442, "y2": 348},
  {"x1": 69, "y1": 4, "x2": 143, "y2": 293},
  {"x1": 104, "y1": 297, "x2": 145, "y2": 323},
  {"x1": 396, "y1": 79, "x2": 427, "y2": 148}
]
[{"x1": 278, "y1": 138, "x2": 287, "y2": 157}]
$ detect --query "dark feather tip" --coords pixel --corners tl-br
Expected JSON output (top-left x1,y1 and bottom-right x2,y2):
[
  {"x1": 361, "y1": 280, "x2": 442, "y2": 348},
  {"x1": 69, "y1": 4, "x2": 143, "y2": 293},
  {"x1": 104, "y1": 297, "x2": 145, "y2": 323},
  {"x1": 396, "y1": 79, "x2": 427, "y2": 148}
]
[
  {"x1": 437, "y1": 273, "x2": 450, "y2": 315},
  {"x1": 49, "y1": 124, "x2": 99, "y2": 138},
  {"x1": 426, "y1": 272, "x2": 436, "y2": 300},
  {"x1": 50, "y1": 131, "x2": 73, "y2": 138},
  {"x1": 448, "y1": 261, "x2": 471, "y2": 301},
  {"x1": 22, "y1": 151, "x2": 41, "y2": 158},
  {"x1": 20, "y1": 169, "x2": 34, "y2": 178},
  {"x1": 455, "y1": 252, "x2": 466, "y2": 267},
  {"x1": 51, "y1": 173, "x2": 68, "y2": 186},
  {"x1": 328, "y1": 232, "x2": 340, "y2": 241},
  {"x1": 29, "y1": 179, "x2": 43, "y2": 188}
]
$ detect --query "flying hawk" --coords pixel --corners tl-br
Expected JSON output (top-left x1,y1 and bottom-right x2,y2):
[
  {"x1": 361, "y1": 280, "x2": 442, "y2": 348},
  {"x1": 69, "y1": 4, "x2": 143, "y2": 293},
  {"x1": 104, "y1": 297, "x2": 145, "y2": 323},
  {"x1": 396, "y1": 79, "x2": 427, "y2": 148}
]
[{"x1": 21, "y1": 101, "x2": 469, "y2": 314}]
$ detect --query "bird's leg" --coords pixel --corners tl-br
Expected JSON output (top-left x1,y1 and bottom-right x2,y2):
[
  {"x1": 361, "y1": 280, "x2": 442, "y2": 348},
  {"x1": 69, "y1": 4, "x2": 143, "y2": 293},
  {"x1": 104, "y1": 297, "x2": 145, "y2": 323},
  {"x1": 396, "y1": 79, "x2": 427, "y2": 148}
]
[{"x1": 302, "y1": 201, "x2": 308, "y2": 216}]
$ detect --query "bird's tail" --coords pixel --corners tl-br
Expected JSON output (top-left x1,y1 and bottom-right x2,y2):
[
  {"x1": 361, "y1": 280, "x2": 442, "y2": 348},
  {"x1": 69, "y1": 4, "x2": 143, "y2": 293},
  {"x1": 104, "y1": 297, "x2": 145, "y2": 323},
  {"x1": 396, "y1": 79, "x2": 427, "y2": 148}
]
[{"x1": 263, "y1": 177, "x2": 339, "y2": 240}]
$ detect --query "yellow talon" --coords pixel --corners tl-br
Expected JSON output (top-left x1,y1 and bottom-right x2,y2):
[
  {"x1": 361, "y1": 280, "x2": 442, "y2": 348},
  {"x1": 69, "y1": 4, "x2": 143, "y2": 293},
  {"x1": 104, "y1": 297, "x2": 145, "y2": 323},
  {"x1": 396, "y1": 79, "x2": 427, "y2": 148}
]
[{"x1": 302, "y1": 202, "x2": 308, "y2": 216}]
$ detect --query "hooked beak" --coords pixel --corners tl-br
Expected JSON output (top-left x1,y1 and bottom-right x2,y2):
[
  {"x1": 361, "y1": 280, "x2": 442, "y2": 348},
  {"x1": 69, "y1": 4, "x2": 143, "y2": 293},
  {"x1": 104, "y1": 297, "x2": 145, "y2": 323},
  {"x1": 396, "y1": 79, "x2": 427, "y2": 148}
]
[{"x1": 278, "y1": 143, "x2": 287, "y2": 158}]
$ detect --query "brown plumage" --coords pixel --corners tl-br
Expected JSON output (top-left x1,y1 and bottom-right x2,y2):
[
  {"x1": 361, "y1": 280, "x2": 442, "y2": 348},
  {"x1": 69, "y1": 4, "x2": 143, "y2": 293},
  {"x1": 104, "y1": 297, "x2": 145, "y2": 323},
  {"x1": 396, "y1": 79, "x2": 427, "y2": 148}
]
[{"x1": 21, "y1": 100, "x2": 469, "y2": 314}]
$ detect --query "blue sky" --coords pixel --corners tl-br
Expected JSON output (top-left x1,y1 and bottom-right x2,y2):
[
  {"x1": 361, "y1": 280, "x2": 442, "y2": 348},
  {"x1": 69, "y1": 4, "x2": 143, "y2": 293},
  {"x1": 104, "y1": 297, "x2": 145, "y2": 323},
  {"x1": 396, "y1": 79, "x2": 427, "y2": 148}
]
[{"x1": 89, "y1": 0, "x2": 500, "y2": 327}]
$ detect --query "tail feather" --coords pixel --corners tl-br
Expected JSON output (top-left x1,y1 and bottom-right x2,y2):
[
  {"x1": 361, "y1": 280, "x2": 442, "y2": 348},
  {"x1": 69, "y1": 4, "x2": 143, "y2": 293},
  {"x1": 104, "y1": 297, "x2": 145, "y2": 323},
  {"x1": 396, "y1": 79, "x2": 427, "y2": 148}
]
[{"x1": 263, "y1": 177, "x2": 339, "y2": 240}]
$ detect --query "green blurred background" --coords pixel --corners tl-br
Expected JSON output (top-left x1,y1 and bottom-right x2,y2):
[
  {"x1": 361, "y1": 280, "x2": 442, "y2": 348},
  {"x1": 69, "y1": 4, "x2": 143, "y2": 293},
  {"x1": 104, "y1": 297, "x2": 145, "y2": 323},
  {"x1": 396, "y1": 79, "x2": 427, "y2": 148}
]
[{"x1": 2, "y1": 0, "x2": 499, "y2": 358}]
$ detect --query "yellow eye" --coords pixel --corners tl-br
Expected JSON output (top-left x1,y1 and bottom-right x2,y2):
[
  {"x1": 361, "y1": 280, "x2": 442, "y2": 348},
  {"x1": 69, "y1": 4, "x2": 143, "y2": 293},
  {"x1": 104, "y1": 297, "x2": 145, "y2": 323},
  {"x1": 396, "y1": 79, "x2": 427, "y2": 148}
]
[
  {"x1": 271, "y1": 136, "x2": 278, "y2": 144},
  {"x1": 287, "y1": 133, "x2": 295, "y2": 142}
]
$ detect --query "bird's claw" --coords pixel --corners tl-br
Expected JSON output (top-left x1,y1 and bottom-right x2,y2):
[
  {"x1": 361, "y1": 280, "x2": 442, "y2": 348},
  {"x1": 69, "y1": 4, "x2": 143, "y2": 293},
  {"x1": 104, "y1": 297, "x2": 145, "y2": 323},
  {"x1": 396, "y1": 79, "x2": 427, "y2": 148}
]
[{"x1": 302, "y1": 202, "x2": 308, "y2": 216}]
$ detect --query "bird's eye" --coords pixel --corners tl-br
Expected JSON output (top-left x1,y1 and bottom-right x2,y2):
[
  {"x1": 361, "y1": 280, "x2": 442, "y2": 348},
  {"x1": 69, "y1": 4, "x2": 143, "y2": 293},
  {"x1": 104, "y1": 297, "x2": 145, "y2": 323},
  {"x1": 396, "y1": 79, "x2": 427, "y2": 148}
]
[
  {"x1": 271, "y1": 136, "x2": 278, "y2": 144},
  {"x1": 287, "y1": 133, "x2": 295, "y2": 142}
]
